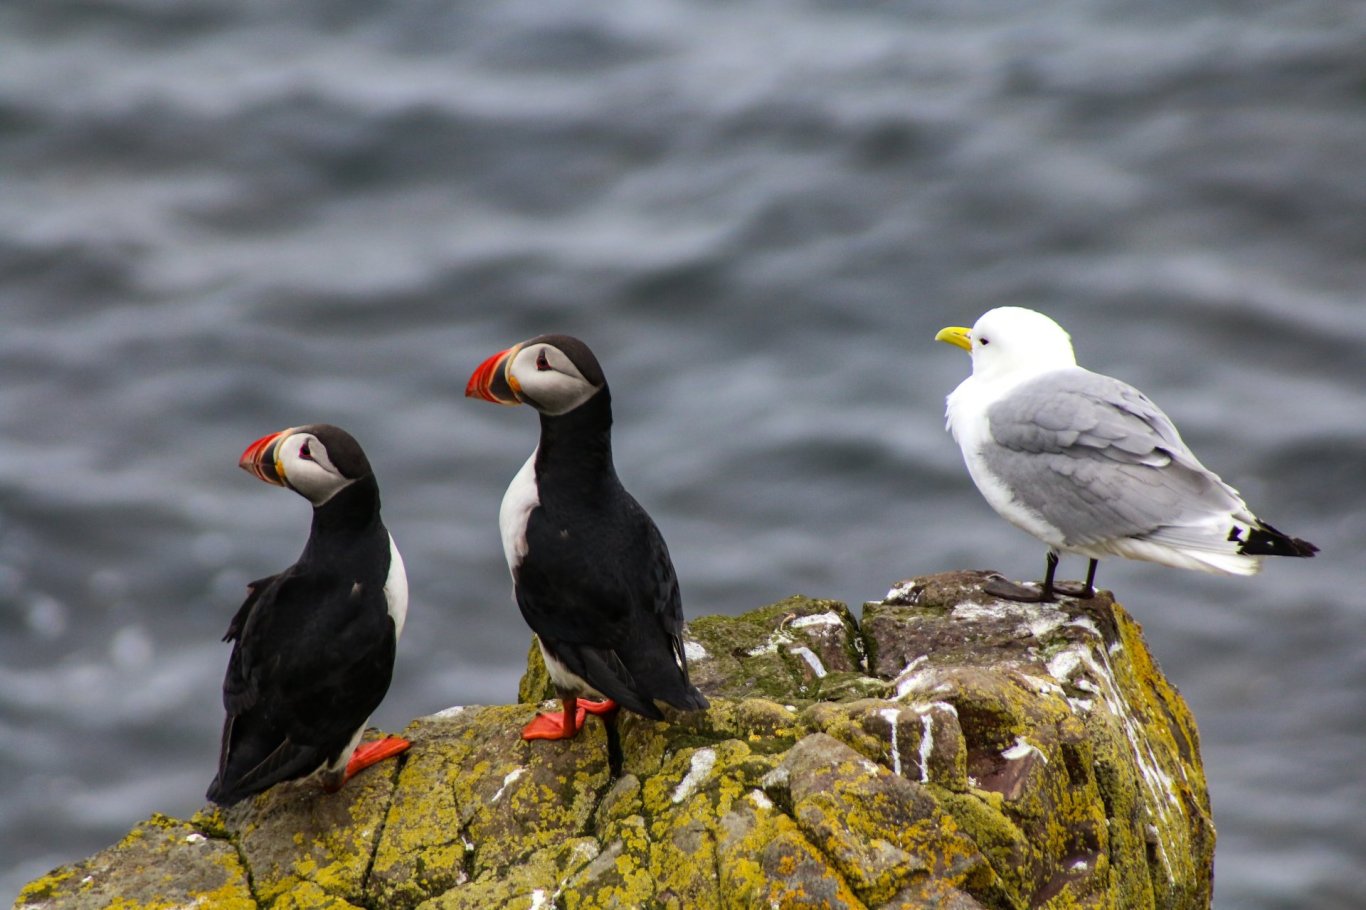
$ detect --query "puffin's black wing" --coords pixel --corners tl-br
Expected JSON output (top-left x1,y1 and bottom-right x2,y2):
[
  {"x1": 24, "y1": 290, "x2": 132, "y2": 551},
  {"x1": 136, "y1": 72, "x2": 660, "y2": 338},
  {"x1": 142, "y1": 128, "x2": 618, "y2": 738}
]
[
  {"x1": 515, "y1": 492, "x2": 707, "y2": 716},
  {"x1": 206, "y1": 568, "x2": 396, "y2": 806},
  {"x1": 218, "y1": 574, "x2": 278, "y2": 717}
]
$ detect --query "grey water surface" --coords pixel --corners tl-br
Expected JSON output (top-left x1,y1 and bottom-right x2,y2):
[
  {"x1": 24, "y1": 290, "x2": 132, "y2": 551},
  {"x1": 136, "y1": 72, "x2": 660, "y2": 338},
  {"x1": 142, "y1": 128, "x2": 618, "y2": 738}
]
[{"x1": 2, "y1": 2, "x2": 1364, "y2": 907}]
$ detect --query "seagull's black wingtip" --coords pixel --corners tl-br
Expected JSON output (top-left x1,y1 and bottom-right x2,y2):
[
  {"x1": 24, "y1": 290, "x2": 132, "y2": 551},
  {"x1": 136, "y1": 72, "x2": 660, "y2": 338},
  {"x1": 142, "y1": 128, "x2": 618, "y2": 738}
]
[{"x1": 1237, "y1": 522, "x2": 1319, "y2": 558}]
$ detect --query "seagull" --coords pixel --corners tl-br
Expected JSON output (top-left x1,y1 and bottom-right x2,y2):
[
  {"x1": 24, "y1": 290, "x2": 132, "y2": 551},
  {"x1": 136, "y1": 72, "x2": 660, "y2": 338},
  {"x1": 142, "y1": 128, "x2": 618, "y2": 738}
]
[{"x1": 935, "y1": 306, "x2": 1317, "y2": 602}]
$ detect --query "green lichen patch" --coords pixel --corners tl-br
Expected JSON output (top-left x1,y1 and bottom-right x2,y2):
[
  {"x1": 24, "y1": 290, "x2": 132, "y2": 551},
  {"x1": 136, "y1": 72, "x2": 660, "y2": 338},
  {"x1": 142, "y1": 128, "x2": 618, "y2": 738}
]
[
  {"x1": 517, "y1": 637, "x2": 555, "y2": 705},
  {"x1": 408, "y1": 703, "x2": 612, "y2": 881},
  {"x1": 652, "y1": 695, "x2": 803, "y2": 756},
  {"x1": 686, "y1": 596, "x2": 865, "y2": 703},
  {"x1": 367, "y1": 716, "x2": 472, "y2": 910},
  {"x1": 639, "y1": 740, "x2": 779, "y2": 908},
  {"x1": 780, "y1": 733, "x2": 994, "y2": 906},
  {"x1": 270, "y1": 879, "x2": 366, "y2": 909},
  {"x1": 802, "y1": 699, "x2": 969, "y2": 792},
  {"x1": 15, "y1": 813, "x2": 254, "y2": 910},
  {"x1": 416, "y1": 837, "x2": 600, "y2": 910},
  {"x1": 1043, "y1": 601, "x2": 1214, "y2": 909},
  {"x1": 716, "y1": 794, "x2": 866, "y2": 909}
]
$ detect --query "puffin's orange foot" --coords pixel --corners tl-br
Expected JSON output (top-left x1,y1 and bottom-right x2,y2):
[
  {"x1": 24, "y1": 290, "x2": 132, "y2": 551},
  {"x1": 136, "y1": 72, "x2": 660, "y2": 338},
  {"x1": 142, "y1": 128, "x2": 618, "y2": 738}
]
[
  {"x1": 343, "y1": 735, "x2": 411, "y2": 782},
  {"x1": 578, "y1": 698, "x2": 618, "y2": 717},
  {"x1": 521, "y1": 708, "x2": 588, "y2": 741}
]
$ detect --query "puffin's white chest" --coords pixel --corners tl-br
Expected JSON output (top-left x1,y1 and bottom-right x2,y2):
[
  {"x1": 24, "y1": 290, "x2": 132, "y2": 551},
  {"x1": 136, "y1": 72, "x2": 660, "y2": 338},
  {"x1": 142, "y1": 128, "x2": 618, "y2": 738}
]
[
  {"x1": 383, "y1": 533, "x2": 409, "y2": 639},
  {"x1": 498, "y1": 450, "x2": 540, "y2": 576}
]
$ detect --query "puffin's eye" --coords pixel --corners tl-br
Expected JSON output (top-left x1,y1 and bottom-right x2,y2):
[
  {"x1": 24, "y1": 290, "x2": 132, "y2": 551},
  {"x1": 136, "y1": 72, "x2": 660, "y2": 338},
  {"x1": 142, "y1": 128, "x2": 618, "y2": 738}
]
[
  {"x1": 299, "y1": 441, "x2": 314, "y2": 460},
  {"x1": 535, "y1": 350, "x2": 551, "y2": 371}
]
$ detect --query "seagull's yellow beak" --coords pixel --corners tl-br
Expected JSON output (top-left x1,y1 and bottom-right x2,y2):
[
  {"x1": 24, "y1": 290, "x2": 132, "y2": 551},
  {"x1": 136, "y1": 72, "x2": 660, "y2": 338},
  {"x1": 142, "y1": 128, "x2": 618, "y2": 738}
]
[{"x1": 935, "y1": 326, "x2": 972, "y2": 352}]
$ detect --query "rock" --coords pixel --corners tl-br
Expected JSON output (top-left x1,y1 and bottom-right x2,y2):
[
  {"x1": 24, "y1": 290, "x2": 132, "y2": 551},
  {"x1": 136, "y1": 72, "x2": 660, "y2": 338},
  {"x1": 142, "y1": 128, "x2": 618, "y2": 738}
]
[{"x1": 18, "y1": 572, "x2": 1214, "y2": 909}]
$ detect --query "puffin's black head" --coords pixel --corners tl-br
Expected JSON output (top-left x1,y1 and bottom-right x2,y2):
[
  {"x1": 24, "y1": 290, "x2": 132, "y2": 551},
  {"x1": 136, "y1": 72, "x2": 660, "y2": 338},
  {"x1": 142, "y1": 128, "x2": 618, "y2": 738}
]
[
  {"x1": 239, "y1": 423, "x2": 373, "y2": 506},
  {"x1": 465, "y1": 334, "x2": 606, "y2": 417}
]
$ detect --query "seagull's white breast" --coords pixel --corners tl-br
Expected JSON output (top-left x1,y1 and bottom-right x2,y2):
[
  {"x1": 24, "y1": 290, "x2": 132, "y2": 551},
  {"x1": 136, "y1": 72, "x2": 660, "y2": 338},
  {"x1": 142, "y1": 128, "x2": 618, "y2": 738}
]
[{"x1": 946, "y1": 374, "x2": 1066, "y2": 548}]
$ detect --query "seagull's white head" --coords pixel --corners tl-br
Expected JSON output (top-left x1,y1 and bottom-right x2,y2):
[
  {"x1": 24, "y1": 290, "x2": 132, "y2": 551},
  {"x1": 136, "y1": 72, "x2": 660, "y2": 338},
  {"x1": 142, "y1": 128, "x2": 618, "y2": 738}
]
[{"x1": 936, "y1": 306, "x2": 1077, "y2": 382}]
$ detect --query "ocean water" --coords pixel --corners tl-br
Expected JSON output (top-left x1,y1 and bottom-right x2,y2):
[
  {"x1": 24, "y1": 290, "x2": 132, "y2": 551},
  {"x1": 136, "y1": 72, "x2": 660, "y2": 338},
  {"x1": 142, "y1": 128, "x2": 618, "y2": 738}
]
[{"x1": 2, "y1": 1, "x2": 1364, "y2": 905}]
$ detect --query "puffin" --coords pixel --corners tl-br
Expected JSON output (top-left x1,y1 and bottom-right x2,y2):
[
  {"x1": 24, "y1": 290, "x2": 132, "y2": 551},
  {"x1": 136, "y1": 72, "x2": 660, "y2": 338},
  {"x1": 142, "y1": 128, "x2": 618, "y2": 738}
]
[
  {"x1": 935, "y1": 307, "x2": 1317, "y2": 602},
  {"x1": 465, "y1": 334, "x2": 708, "y2": 768},
  {"x1": 206, "y1": 424, "x2": 410, "y2": 806}
]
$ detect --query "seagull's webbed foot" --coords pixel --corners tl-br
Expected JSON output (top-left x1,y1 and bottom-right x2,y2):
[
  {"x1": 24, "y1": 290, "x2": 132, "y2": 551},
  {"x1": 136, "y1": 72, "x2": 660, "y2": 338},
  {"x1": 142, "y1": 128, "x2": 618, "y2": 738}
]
[{"x1": 984, "y1": 575, "x2": 1053, "y2": 603}]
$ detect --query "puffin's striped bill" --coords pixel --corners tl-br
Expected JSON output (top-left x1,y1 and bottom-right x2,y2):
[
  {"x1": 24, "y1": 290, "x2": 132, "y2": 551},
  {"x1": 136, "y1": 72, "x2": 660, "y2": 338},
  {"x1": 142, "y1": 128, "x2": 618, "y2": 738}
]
[
  {"x1": 466, "y1": 344, "x2": 523, "y2": 405},
  {"x1": 239, "y1": 430, "x2": 287, "y2": 486}
]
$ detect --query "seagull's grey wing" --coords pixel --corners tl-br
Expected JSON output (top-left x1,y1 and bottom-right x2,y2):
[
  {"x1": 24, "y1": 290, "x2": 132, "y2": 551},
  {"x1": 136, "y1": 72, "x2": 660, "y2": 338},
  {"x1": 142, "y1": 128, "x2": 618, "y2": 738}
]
[{"x1": 983, "y1": 369, "x2": 1248, "y2": 547}]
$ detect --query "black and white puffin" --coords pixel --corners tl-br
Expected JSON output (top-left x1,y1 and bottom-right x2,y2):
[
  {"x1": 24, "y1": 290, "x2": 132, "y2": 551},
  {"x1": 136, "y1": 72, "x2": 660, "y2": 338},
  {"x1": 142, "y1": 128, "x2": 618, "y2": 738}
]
[
  {"x1": 465, "y1": 335, "x2": 708, "y2": 760},
  {"x1": 206, "y1": 424, "x2": 410, "y2": 806}
]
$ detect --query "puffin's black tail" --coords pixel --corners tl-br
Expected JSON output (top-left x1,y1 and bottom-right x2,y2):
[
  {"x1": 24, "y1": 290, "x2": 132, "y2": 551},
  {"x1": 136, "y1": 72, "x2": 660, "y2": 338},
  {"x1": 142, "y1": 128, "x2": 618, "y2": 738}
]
[
  {"x1": 666, "y1": 686, "x2": 710, "y2": 712},
  {"x1": 1235, "y1": 521, "x2": 1319, "y2": 558}
]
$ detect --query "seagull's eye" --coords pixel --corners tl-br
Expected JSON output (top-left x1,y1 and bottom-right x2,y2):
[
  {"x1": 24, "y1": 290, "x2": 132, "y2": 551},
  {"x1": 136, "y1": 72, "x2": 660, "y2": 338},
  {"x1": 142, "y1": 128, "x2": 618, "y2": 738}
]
[
  {"x1": 978, "y1": 336, "x2": 990, "y2": 346},
  {"x1": 536, "y1": 350, "x2": 551, "y2": 371}
]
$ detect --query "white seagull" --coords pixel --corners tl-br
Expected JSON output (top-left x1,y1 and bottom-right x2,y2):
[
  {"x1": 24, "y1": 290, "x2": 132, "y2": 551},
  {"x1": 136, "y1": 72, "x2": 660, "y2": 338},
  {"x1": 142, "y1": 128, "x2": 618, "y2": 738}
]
[{"x1": 935, "y1": 306, "x2": 1317, "y2": 602}]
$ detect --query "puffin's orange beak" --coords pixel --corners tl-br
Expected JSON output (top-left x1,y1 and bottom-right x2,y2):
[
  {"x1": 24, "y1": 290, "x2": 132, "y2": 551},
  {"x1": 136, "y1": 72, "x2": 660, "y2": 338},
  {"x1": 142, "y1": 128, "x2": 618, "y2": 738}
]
[
  {"x1": 239, "y1": 429, "x2": 288, "y2": 486},
  {"x1": 465, "y1": 344, "x2": 523, "y2": 405}
]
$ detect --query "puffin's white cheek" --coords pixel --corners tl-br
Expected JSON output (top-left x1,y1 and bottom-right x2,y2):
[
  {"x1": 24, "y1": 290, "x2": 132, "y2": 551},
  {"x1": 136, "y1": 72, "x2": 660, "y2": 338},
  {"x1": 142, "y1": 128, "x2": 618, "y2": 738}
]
[
  {"x1": 521, "y1": 373, "x2": 597, "y2": 416},
  {"x1": 287, "y1": 462, "x2": 347, "y2": 504}
]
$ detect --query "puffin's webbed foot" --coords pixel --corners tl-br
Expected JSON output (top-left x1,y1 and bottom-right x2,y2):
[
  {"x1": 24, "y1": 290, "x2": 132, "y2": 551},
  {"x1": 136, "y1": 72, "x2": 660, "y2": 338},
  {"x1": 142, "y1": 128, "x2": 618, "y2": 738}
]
[
  {"x1": 340, "y1": 735, "x2": 411, "y2": 786},
  {"x1": 521, "y1": 696, "x2": 621, "y2": 741},
  {"x1": 522, "y1": 707, "x2": 587, "y2": 741}
]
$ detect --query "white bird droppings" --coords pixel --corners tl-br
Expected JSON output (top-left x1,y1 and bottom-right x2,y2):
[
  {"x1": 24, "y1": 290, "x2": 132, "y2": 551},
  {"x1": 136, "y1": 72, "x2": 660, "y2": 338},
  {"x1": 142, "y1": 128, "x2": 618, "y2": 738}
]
[
  {"x1": 884, "y1": 580, "x2": 921, "y2": 602},
  {"x1": 1002, "y1": 736, "x2": 1048, "y2": 764},
  {"x1": 492, "y1": 767, "x2": 525, "y2": 803},
  {"x1": 892, "y1": 655, "x2": 934, "y2": 699},
  {"x1": 790, "y1": 611, "x2": 843, "y2": 629},
  {"x1": 430, "y1": 705, "x2": 468, "y2": 719},
  {"x1": 789, "y1": 645, "x2": 827, "y2": 678},
  {"x1": 1065, "y1": 617, "x2": 1102, "y2": 638},
  {"x1": 1046, "y1": 649, "x2": 1083, "y2": 682},
  {"x1": 683, "y1": 640, "x2": 708, "y2": 662},
  {"x1": 672, "y1": 747, "x2": 717, "y2": 804},
  {"x1": 879, "y1": 708, "x2": 902, "y2": 776},
  {"x1": 760, "y1": 766, "x2": 790, "y2": 790},
  {"x1": 917, "y1": 713, "x2": 934, "y2": 782},
  {"x1": 749, "y1": 788, "x2": 773, "y2": 810}
]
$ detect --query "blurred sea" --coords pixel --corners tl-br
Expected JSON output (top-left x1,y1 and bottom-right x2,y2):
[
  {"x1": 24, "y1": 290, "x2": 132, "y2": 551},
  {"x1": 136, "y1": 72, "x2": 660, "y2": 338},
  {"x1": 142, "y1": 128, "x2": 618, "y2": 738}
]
[{"x1": 2, "y1": 1, "x2": 1364, "y2": 906}]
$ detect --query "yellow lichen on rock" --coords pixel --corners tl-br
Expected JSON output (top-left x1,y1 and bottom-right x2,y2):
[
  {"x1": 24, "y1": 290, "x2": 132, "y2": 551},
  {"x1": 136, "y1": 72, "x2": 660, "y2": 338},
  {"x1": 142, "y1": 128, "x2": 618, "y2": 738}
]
[
  {"x1": 19, "y1": 575, "x2": 1215, "y2": 910},
  {"x1": 16, "y1": 813, "x2": 254, "y2": 910}
]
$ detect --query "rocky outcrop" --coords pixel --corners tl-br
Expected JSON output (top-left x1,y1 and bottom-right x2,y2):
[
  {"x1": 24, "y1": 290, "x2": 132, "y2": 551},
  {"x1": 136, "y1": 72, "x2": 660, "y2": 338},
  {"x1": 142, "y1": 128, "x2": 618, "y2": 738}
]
[{"x1": 17, "y1": 571, "x2": 1214, "y2": 909}]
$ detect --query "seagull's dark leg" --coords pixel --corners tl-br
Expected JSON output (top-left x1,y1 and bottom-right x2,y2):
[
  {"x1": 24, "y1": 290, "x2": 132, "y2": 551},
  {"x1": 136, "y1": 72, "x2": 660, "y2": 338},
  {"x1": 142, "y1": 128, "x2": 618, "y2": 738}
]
[
  {"x1": 1040, "y1": 549, "x2": 1059, "y2": 601},
  {"x1": 1053, "y1": 557, "x2": 1099, "y2": 599}
]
